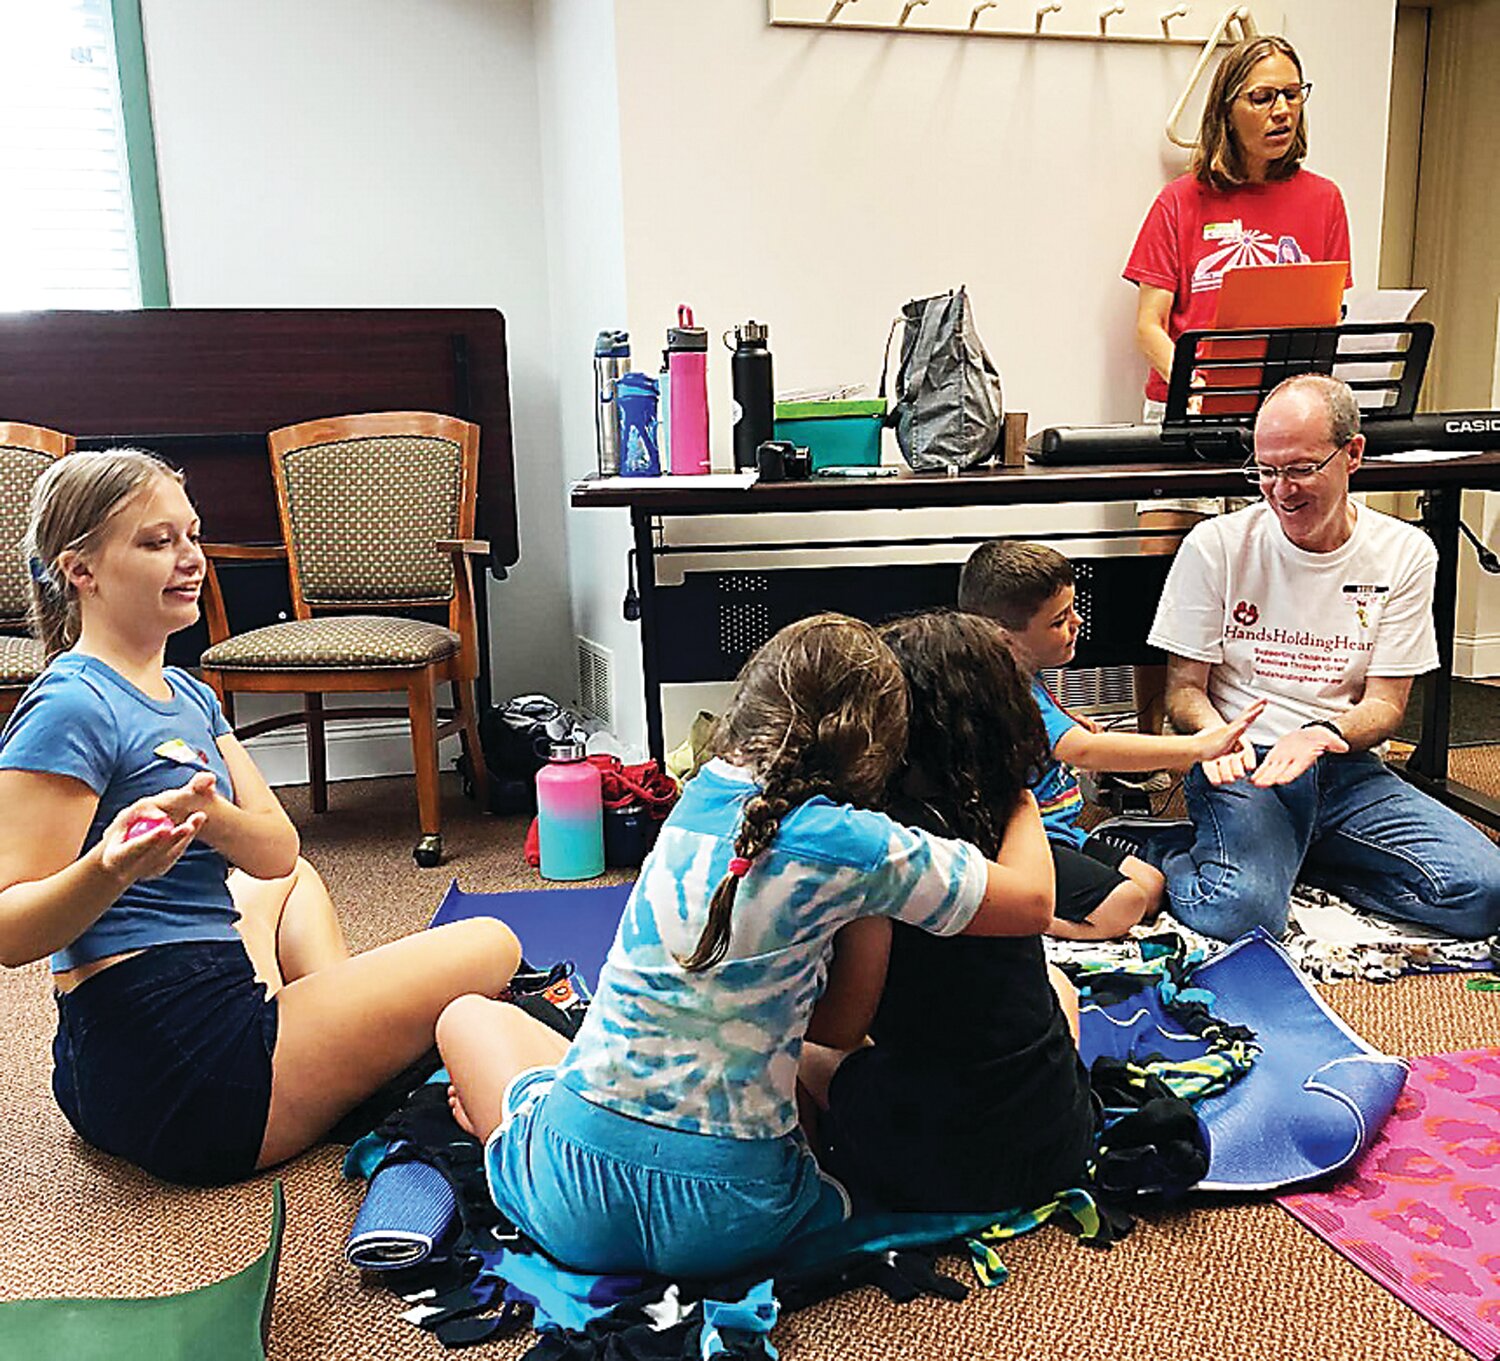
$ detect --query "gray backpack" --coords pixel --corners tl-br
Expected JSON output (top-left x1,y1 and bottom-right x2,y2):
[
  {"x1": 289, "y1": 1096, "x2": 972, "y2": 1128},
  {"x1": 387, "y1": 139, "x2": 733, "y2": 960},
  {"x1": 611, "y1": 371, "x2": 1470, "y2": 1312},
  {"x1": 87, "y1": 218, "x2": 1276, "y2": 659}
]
[{"x1": 880, "y1": 287, "x2": 1004, "y2": 472}]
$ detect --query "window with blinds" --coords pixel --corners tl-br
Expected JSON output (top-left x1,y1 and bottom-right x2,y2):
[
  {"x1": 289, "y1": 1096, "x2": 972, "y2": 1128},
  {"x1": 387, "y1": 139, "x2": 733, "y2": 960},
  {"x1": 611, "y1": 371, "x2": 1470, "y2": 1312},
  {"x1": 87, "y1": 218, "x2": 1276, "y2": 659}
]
[{"x1": 0, "y1": 1, "x2": 142, "y2": 309}]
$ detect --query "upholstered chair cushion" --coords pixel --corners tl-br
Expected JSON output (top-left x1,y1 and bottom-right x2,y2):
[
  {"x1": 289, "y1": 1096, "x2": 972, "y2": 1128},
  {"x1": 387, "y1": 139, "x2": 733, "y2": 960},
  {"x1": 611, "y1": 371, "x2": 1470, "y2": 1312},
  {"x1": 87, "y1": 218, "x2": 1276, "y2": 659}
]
[
  {"x1": 0, "y1": 446, "x2": 56, "y2": 627},
  {"x1": 280, "y1": 436, "x2": 464, "y2": 607},
  {"x1": 200, "y1": 616, "x2": 459, "y2": 671},
  {"x1": 0, "y1": 633, "x2": 44, "y2": 687}
]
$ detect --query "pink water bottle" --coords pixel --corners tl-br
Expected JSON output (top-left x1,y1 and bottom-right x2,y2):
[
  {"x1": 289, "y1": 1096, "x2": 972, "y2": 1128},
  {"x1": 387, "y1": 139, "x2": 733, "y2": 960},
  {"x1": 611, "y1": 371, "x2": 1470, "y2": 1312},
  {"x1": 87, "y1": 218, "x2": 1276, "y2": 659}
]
[
  {"x1": 667, "y1": 304, "x2": 710, "y2": 474},
  {"x1": 535, "y1": 741, "x2": 605, "y2": 881}
]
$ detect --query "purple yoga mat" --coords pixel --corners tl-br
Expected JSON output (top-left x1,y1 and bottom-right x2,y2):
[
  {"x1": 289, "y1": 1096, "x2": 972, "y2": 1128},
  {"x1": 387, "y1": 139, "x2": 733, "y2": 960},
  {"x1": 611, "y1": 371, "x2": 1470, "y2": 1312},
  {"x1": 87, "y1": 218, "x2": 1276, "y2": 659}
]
[
  {"x1": 428, "y1": 880, "x2": 633, "y2": 989},
  {"x1": 1279, "y1": 1048, "x2": 1500, "y2": 1360}
]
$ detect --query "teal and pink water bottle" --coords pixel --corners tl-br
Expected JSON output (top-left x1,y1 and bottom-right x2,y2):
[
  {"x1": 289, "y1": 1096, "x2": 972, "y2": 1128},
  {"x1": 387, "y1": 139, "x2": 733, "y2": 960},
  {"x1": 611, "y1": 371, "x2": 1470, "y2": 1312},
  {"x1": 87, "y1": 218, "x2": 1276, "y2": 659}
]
[{"x1": 536, "y1": 741, "x2": 605, "y2": 881}]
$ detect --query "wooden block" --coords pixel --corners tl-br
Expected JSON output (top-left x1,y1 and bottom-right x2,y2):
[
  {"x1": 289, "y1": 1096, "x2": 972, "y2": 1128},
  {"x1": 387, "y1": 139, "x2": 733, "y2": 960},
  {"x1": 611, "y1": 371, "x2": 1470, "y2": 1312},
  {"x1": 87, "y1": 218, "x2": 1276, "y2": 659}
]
[{"x1": 1002, "y1": 410, "x2": 1028, "y2": 466}]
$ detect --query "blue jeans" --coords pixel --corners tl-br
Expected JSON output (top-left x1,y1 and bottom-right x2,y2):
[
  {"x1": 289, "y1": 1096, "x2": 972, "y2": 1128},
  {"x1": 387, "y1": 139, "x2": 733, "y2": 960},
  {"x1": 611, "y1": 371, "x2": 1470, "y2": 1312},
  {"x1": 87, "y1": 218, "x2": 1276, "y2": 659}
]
[{"x1": 1157, "y1": 750, "x2": 1500, "y2": 943}]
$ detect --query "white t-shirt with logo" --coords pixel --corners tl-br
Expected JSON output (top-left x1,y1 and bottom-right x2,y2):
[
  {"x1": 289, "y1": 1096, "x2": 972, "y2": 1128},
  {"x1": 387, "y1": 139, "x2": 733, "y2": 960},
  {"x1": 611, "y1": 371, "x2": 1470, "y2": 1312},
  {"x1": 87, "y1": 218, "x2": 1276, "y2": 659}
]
[{"x1": 1148, "y1": 501, "x2": 1438, "y2": 744}]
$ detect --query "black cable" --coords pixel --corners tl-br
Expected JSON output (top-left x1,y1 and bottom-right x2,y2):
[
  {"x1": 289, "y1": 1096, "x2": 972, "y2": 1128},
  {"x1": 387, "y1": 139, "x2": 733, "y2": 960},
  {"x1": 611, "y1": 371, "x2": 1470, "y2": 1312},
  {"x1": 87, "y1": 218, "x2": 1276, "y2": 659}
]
[
  {"x1": 1459, "y1": 520, "x2": 1500, "y2": 574},
  {"x1": 622, "y1": 548, "x2": 640, "y2": 621}
]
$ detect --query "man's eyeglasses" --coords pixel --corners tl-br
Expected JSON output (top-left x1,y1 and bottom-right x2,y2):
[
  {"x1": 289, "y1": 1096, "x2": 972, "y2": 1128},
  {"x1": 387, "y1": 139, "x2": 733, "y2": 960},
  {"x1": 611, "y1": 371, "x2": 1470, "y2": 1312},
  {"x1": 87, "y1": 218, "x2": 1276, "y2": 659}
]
[
  {"x1": 1238, "y1": 81, "x2": 1312, "y2": 109},
  {"x1": 1241, "y1": 442, "x2": 1348, "y2": 486}
]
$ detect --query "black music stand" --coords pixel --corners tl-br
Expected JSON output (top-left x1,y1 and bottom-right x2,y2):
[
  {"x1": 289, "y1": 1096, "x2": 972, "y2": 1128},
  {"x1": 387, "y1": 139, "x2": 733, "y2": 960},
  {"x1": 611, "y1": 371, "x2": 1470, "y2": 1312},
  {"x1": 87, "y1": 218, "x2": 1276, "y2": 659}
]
[{"x1": 1161, "y1": 320, "x2": 1434, "y2": 459}]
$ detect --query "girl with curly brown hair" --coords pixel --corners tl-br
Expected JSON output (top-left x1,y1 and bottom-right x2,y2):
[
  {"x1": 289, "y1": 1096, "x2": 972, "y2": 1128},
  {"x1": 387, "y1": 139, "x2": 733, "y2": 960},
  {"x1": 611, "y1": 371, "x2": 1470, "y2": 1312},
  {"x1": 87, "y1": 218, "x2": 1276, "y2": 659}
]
[
  {"x1": 438, "y1": 612, "x2": 1053, "y2": 1276},
  {"x1": 800, "y1": 610, "x2": 1097, "y2": 1213}
]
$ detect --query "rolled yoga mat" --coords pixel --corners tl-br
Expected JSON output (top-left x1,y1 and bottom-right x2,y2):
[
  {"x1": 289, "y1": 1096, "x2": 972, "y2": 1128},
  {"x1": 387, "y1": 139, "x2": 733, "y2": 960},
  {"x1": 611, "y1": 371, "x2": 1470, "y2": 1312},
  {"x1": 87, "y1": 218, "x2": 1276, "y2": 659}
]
[{"x1": 346, "y1": 1158, "x2": 459, "y2": 1270}]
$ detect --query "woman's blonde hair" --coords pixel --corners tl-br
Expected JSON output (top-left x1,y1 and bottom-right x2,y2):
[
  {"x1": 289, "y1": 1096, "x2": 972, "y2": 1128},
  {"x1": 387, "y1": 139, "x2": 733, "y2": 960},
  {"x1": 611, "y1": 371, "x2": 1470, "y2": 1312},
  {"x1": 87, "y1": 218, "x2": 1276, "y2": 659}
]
[
  {"x1": 25, "y1": 448, "x2": 183, "y2": 661},
  {"x1": 679, "y1": 613, "x2": 907, "y2": 971},
  {"x1": 1192, "y1": 34, "x2": 1307, "y2": 191}
]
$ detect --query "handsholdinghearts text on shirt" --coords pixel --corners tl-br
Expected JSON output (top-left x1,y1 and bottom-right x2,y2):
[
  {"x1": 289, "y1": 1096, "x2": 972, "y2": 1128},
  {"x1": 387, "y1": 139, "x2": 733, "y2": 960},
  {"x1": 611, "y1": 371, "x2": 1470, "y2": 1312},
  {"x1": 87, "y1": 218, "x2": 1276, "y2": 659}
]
[{"x1": 1225, "y1": 585, "x2": 1389, "y2": 688}]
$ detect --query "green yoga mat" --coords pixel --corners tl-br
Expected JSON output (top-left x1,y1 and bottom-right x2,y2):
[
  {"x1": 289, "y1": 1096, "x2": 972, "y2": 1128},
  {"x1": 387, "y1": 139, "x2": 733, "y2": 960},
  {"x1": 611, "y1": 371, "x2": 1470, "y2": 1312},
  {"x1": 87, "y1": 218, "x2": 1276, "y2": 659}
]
[{"x1": 0, "y1": 1182, "x2": 283, "y2": 1360}]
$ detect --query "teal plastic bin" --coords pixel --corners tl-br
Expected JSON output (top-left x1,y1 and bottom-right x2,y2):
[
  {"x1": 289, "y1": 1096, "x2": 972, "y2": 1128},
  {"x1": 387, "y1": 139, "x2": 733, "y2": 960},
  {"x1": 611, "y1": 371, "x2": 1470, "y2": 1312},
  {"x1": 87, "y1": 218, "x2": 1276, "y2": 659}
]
[{"x1": 773, "y1": 398, "x2": 885, "y2": 471}]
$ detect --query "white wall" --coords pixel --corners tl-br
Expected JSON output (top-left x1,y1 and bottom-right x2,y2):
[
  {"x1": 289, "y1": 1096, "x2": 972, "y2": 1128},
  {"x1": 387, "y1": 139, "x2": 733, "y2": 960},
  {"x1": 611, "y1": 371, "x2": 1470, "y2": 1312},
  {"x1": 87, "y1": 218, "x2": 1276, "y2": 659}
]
[
  {"x1": 534, "y1": 0, "x2": 634, "y2": 748},
  {"x1": 573, "y1": 0, "x2": 1397, "y2": 754},
  {"x1": 140, "y1": 0, "x2": 577, "y2": 753},
  {"x1": 611, "y1": 0, "x2": 1393, "y2": 447}
]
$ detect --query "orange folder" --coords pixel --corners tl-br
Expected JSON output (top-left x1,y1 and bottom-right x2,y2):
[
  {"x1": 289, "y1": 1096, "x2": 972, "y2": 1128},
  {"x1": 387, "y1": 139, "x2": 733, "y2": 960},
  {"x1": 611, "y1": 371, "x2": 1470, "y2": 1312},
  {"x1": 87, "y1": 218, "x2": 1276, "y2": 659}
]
[{"x1": 1197, "y1": 261, "x2": 1349, "y2": 416}]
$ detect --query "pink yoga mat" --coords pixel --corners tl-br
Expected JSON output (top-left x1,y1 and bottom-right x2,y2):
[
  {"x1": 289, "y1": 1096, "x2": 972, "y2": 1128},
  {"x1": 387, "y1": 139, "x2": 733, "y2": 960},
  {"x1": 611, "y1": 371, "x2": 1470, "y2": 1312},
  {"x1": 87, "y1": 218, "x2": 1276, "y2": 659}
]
[{"x1": 1279, "y1": 1048, "x2": 1500, "y2": 1360}]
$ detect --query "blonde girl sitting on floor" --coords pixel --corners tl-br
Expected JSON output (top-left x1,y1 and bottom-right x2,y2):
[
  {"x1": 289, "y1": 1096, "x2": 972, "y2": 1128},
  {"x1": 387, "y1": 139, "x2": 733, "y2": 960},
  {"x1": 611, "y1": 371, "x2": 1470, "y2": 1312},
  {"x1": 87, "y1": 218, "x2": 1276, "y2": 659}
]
[
  {"x1": 437, "y1": 612, "x2": 1055, "y2": 1279},
  {"x1": 0, "y1": 449, "x2": 518, "y2": 1186}
]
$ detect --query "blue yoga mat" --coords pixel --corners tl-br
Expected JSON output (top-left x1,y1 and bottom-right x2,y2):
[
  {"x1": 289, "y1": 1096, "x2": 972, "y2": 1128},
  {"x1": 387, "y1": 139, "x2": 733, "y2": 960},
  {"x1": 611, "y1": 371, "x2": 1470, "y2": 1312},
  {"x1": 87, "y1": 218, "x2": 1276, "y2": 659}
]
[
  {"x1": 1080, "y1": 928, "x2": 1408, "y2": 1193},
  {"x1": 428, "y1": 880, "x2": 634, "y2": 989},
  {"x1": 347, "y1": 1158, "x2": 458, "y2": 1270}
]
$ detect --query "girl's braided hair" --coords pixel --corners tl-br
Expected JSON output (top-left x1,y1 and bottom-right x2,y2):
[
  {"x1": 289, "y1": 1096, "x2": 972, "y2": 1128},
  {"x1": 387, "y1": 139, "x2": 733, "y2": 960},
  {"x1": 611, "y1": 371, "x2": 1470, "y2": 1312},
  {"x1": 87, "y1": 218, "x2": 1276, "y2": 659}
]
[
  {"x1": 879, "y1": 610, "x2": 1049, "y2": 859},
  {"x1": 679, "y1": 612, "x2": 907, "y2": 971}
]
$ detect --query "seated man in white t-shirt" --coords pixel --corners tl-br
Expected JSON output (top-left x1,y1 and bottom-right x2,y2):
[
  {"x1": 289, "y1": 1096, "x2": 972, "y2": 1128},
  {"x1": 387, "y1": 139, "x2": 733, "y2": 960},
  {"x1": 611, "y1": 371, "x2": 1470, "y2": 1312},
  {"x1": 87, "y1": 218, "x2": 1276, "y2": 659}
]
[{"x1": 1131, "y1": 373, "x2": 1499, "y2": 942}]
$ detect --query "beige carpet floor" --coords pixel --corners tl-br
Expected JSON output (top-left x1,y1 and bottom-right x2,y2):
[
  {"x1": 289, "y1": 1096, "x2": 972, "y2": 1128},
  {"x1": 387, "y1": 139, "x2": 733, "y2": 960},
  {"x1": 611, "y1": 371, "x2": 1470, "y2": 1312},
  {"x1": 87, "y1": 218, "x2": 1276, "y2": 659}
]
[{"x1": 1, "y1": 760, "x2": 1497, "y2": 1361}]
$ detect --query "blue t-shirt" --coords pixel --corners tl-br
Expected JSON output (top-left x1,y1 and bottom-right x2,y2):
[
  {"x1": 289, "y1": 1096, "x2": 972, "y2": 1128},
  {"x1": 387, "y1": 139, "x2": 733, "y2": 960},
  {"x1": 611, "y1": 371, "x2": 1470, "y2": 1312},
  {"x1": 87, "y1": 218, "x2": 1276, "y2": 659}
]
[
  {"x1": 556, "y1": 759, "x2": 988, "y2": 1141},
  {"x1": 1030, "y1": 678, "x2": 1086, "y2": 849},
  {"x1": 0, "y1": 653, "x2": 238, "y2": 971}
]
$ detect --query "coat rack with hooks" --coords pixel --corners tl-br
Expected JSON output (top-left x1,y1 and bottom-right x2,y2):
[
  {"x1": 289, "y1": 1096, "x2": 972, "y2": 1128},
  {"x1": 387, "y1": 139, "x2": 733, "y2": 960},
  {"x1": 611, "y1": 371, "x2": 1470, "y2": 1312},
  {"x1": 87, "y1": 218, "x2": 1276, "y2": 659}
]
[{"x1": 780, "y1": 0, "x2": 1257, "y2": 48}]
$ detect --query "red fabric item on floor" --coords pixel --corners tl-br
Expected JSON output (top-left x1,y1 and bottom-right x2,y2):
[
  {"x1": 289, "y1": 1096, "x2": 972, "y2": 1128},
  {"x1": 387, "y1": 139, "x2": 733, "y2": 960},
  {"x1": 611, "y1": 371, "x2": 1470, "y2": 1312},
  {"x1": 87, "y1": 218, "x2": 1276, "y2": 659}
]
[{"x1": 587, "y1": 756, "x2": 678, "y2": 818}]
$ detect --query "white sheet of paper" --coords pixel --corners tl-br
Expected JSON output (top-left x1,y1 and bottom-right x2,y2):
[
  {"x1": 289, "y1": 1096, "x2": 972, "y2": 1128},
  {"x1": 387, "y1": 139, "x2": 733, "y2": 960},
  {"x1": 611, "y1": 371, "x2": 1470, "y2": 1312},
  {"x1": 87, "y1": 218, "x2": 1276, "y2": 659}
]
[
  {"x1": 1335, "y1": 288, "x2": 1429, "y2": 398},
  {"x1": 1290, "y1": 899, "x2": 1457, "y2": 946},
  {"x1": 575, "y1": 471, "x2": 760, "y2": 492},
  {"x1": 1365, "y1": 447, "x2": 1486, "y2": 463},
  {"x1": 1342, "y1": 287, "x2": 1426, "y2": 325}
]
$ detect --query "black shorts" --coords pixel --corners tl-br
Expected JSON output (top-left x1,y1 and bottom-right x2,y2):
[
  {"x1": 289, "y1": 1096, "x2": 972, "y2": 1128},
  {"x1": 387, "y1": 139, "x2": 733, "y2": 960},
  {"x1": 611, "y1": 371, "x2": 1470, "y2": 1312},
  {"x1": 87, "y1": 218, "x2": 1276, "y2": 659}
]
[
  {"x1": 52, "y1": 939, "x2": 278, "y2": 1186},
  {"x1": 821, "y1": 1019, "x2": 1096, "y2": 1212},
  {"x1": 1052, "y1": 839, "x2": 1130, "y2": 924}
]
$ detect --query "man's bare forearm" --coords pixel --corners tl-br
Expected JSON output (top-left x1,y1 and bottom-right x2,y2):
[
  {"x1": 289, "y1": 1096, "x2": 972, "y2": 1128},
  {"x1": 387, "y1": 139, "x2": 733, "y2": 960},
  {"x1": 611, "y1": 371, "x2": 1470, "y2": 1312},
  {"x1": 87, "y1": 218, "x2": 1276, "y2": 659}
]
[
  {"x1": 1312, "y1": 696, "x2": 1402, "y2": 752},
  {"x1": 1165, "y1": 682, "x2": 1224, "y2": 735}
]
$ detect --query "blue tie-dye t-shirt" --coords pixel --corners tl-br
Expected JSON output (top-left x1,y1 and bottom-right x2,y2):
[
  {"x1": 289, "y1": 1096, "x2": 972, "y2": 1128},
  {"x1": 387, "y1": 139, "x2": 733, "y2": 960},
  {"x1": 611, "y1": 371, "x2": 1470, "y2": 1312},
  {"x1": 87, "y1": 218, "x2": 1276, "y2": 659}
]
[{"x1": 555, "y1": 759, "x2": 988, "y2": 1140}]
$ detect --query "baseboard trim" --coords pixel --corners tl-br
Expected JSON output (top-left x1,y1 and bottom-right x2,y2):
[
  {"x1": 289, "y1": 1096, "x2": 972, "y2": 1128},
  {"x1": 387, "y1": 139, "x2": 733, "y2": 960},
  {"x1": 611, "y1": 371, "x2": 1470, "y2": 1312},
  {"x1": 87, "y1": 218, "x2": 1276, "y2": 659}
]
[
  {"x1": 244, "y1": 717, "x2": 460, "y2": 788},
  {"x1": 1454, "y1": 633, "x2": 1500, "y2": 680}
]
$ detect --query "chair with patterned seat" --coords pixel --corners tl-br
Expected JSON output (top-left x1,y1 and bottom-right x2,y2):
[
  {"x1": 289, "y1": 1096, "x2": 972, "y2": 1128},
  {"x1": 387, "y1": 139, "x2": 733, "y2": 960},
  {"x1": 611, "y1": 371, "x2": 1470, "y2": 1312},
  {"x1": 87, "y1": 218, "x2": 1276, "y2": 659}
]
[
  {"x1": 198, "y1": 412, "x2": 489, "y2": 866},
  {"x1": 0, "y1": 423, "x2": 73, "y2": 720}
]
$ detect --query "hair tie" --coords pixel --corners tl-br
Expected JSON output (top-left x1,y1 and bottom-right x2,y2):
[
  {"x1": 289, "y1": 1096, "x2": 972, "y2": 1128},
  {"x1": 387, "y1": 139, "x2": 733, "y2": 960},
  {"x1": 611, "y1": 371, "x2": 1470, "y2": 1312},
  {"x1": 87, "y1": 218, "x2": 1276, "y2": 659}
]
[
  {"x1": 727, "y1": 856, "x2": 753, "y2": 878},
  {"x1": 28, "y1": 556, "x2": 55, "y2": 590}
]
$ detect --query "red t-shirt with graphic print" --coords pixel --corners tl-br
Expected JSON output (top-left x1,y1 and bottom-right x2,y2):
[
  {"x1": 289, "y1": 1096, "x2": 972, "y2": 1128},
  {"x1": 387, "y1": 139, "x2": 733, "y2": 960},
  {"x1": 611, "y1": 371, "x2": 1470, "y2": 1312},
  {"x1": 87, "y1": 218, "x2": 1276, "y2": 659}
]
[{"x1": 1123, "y1": 169, "x2": 1352, "y2": 402}]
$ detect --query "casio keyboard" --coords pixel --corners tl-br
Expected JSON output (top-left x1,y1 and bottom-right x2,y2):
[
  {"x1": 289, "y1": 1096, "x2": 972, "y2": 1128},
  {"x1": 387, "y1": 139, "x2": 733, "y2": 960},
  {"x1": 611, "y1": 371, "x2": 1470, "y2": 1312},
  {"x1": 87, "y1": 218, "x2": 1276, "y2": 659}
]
[{"x1": 1026, "y1": 320, "x2": 1498, "y2": 464}]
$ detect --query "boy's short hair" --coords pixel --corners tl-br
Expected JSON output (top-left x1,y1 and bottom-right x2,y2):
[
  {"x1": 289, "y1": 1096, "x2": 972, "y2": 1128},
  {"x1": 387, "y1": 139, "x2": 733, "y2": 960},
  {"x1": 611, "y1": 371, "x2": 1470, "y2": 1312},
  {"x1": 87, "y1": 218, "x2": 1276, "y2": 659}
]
[{"x1": 958, "y1": 540, "x2": 1074, "y2": 631}]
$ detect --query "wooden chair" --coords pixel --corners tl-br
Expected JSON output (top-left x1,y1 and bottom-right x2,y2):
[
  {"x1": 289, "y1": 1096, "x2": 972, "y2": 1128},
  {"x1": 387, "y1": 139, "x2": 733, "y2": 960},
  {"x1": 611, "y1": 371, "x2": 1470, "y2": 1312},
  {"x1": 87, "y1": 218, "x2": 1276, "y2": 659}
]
[
  {"x1": 0, "y1": 423, "x2": 73, "y2": 720},
  {"x1": 199, "y1": 412, "x2": 489, "y2": 866}
]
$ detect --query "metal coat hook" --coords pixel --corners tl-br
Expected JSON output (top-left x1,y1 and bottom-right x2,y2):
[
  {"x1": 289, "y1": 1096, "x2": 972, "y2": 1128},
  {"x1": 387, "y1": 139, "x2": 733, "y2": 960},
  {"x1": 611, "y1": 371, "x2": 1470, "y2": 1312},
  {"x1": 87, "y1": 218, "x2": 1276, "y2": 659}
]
[
  {"x1": 1159, "y1": 3, "x2": 1189, "y2": 35},
  {"x1": 898, "y1": 0, "x2": 930, "y2": 24},
  {"x1": 969, "y1": 0, "x2": 998, "y2": 28},
  {"x1": 824, "y1": 0, "x2": 858, "y2": 22},
  {"x1": 1098, "y1": 1, "x2": 1126, "y2": 33},
  {"x1": 1035, "y1": 1, "x2": 1062, "y2": 32}
]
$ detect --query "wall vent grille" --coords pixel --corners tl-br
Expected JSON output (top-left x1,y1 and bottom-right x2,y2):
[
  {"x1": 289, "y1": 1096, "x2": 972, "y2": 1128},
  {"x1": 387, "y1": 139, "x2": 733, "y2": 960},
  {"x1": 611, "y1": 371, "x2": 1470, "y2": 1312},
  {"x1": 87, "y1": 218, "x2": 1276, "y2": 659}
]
[
  {"x1": 1038, "y1": 664, "x2": 1136, "y2": 715},
  {"x1": 577, "y1": 636, "x2": 615, "y2": 728}
]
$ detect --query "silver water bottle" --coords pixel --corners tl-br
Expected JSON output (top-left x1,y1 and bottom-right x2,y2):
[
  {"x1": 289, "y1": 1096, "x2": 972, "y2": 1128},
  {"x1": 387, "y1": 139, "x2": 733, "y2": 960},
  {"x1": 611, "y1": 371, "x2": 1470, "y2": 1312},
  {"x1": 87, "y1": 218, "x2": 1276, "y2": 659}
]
[{"x1": 593, "y1": 330, "x2": 631, "y2": 475}]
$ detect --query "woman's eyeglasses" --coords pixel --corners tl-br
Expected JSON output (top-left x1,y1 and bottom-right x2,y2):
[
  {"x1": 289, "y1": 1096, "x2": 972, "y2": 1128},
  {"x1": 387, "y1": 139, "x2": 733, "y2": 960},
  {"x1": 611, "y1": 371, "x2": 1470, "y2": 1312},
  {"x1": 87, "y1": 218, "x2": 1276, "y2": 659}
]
[
  {"x1": 1240, "y1": 442, "x2": 1347, "y2": 485},
  {"x1": 1238, "y1": 81, "x2": 1312, "y2": 109}
]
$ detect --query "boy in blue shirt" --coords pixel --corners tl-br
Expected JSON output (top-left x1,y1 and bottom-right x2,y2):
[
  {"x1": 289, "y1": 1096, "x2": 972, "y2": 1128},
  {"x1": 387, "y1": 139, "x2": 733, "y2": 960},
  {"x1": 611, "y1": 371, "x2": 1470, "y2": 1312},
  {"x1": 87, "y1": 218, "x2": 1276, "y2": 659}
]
[{"x1": 959, "y1": 540, "x2": 1261, "y2": 939}]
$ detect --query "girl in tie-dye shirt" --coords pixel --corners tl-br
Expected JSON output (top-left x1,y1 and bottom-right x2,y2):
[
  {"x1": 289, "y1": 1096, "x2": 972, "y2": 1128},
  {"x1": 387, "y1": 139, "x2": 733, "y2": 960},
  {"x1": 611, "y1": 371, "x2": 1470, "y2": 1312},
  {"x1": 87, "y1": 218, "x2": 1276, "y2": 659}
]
[{"x1": 437, "y1": 614, "x2": 1055, "y2": 1278}]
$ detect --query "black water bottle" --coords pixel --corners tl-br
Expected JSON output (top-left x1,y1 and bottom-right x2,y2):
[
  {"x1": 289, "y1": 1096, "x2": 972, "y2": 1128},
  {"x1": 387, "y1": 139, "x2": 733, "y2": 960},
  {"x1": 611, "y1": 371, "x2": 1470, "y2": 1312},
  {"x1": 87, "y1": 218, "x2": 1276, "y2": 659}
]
[{"x1": 727, "y1": 320, "x2": 775, "y2": 471}]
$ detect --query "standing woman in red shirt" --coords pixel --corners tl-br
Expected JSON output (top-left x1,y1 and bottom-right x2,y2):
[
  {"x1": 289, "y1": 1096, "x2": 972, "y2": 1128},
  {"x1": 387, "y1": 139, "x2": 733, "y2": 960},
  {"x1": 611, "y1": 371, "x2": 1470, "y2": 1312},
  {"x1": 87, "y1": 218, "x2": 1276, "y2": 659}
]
[{"x1": 1123, "y1": 33, "x2": 1351, "y2": 735}]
